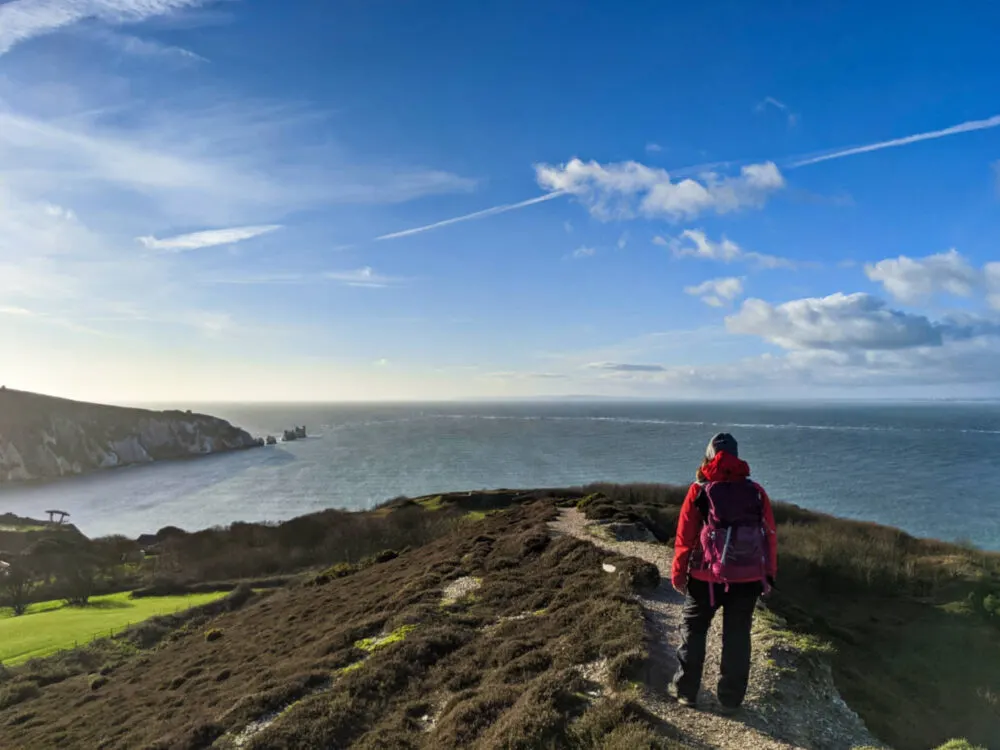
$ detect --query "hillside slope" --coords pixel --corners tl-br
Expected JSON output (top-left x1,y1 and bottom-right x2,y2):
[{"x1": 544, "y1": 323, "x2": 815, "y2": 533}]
[
  {"x1": 0, "y1": 501, "x2": 684, "y2": 749},
  {"x1": 0, "y1": 389, "x2": 259, "y2": 484},
  {"x1": 1, "y1": 488, "x2": 996, "y2": 749}
]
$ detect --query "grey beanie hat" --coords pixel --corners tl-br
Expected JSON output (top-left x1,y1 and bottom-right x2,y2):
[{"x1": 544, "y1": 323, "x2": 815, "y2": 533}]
[{"x1": 705, "y1": 432, "x2": 738, "y2": 459}]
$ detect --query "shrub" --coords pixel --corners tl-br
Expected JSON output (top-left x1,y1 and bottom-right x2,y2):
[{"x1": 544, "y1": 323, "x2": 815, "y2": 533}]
[
  {"x1": 0, "y1": 562, "x2": 34, "y2": 616},
  {"x1": 204, "y1": 628, "x2": 223, "y2": 642},
  {"x1": 0, "y1": 682, "x2": 40, "y2": 710},
  {"x1": 983, "y1": 594, "x2": 1000, "y2": 619}
]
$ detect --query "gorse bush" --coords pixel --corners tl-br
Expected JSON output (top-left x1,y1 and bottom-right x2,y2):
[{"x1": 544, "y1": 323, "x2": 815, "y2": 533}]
[
  {"x1": 152, "y1": 503, "x2": 458, "y2": 584},
  {"x1": 0, "y1": 682, "x2": 39, "y2": 711}
]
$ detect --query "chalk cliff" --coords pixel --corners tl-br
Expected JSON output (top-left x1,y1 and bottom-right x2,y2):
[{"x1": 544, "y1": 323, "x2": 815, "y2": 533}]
[{"x1": 0, "y1": 388, "x2": 259, "y2": 484}]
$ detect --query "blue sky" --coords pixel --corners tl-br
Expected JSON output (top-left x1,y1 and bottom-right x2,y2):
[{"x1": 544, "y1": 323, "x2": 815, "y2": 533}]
[{"x1": 2, "y1": 0, "x2": 1000, "y2": 402}]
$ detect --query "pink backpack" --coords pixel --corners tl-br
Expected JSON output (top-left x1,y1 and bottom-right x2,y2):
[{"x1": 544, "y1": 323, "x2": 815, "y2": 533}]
[{"x1": 696, "y1": 480, "x2": 769, "y2": 604}]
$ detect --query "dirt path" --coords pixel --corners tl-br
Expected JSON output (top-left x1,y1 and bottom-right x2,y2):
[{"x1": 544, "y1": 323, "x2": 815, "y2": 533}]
[{"x1": 549, "y1": 508, "x2": 881, "y2": 750}]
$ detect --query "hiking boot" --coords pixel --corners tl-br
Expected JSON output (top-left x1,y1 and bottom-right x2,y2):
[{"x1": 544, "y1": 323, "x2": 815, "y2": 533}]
[
  {"x1": 667, "y1": 682, "x2": 697, "y2": 708},
  {"x1": 717, "y1": 702, "x2": 741, "y2": 716}
]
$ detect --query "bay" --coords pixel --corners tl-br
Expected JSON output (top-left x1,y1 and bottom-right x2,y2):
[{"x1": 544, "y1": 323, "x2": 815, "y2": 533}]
[{"x1": 1, "y1": 401, "x2": 998, "y2": 550}]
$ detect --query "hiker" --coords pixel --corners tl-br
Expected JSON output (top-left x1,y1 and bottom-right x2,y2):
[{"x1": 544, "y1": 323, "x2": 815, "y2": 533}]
[{"x1": 668, "y1": 432, "x2": 777, "y2": 714}]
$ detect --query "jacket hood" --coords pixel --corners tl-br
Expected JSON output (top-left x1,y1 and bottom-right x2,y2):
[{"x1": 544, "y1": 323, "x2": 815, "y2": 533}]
[{"x1": 702, "y1": 451, "x2": 751, "y2": 482}]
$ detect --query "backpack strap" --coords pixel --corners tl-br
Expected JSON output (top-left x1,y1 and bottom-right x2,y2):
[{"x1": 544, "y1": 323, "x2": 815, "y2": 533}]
[{"x1": 694, "y1": 481, "x2": 711, "y2": 521}]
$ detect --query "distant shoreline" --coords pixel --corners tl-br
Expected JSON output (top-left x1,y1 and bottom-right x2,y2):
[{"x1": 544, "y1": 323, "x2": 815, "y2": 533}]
[{"x1": 0, "y1": 443, "x2": 268, "y2": 493}]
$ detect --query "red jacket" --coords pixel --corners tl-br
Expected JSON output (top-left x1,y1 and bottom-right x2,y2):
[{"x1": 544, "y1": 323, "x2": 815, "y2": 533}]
[{"x1": 670, "y1": 452, "x2": 778, "y2": 590}]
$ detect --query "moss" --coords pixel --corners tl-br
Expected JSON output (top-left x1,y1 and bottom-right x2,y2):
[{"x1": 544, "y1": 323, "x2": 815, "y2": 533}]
[
  {"x1": 753, "y1": 608, "x2": 835, "y2": 657},
  {"x1": 354, "y1": 625, "x2": 417, "y2": 653},
  {"x1": 464, "y1": 511, "x2": 488, "y2": 522},
  {"x1": 932, "y1": 741, "x2": 987, "y2": 750},
  {"x1": 338, "y1": 661, "x2": 364, "y2": 675},
  {"x1": 416, "y1": 495, "x2": 445, "y2": 511},
  {"x1": 575, "y1": 493, "x2": 606, "y2": 510}
]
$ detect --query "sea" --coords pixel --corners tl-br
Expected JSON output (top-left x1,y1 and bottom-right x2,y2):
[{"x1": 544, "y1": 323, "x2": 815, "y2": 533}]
[{"x1": 0, "y1": 401, "x2": 998, "y2": 551}]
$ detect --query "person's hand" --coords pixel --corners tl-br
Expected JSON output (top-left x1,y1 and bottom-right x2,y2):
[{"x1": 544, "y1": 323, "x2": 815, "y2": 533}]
[
  {"x1": 672, "y1": 579, "x2": 688, "y2": 595},
  {"x1": 763, "y1": 576, "x2": 777, "y2": 598}
]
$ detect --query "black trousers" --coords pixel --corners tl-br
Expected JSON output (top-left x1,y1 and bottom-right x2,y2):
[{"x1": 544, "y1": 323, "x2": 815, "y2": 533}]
[{"x1": 671, "y1": 579, "x2": 761, "y2": 708}]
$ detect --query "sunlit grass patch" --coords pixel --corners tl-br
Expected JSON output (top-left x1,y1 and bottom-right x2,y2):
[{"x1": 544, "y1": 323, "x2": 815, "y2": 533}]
[
  {"x1": 417, "y1": 495, "x2": 446, "y2": 511},
  {"x1": 354, "y1": 624, "x2": 417, "y2": 653},
  {"x1": 0, "y1": 591, "x2": 227, "y2": 665}
]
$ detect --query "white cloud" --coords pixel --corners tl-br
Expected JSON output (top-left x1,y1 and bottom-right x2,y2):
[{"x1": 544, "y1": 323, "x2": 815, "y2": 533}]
[
  {"x1": 484, "y1": 371, "x2": 569, "y2": 380},
  {"x1": 586, "y1": 362, "x2": 665, "y2": 372},
  {"x1": 986, "y1": 262, "x2": 1000, "y2": 311},
  {"x1": 616, "y1": 232, "x2": 628, "y2": 250},
  {"x1": 865, "y1": 249, "x2": 982, "y2": 303},
  {"x1": 571, "y1": 246, "x2": 596, "y2": 260},
  {"x1": 138, "y1": 225, "x2": 282, "y2": 252},
  {"x1": 0, "y1": 0, "x2": 211, "y2": 57},
  {"x1": 43, "y1": 203, "x2": 76, "y2": 220},
  {"x1": 0, "y1": 306, "x2": 35, "y2": 316},
  {"x1": 203, "y1": 273, "x2": 304, "y2": 285},
  {"x1": 563, "y1": 221, "x2": 573, "y2": 233},
  {"x1": 534, "y1": 158, "x2": 785, "y2": 221},
  {"x1": 203, "y1": 268, "x2": 408, "y2": 288},
  {"x1": 755, "y1": 96, "x2": 798, "y2": 128},
  {"x1": 791, "y1": 114, "x2": 1000, "y2": 168},
  {"x1": 323, "y1": 267, "x2": 403, "y2": 288},
  {"x1": 581, "y1": 337, "x2": 1000, "y2": 393},
  {"x1": 725, "y1": 292, "x2": 950, "y2": 351},
  {"x1": 645, "y1": 143, "x2": 663, "y2": 153},
  {"x1": 85, "y1": 27, "x2": 207, "y2": 63},
  {"x1": 685, "y1": 277, "x2": 744, "y2": 308},
  {"x1": 0, "y1": 101, "x2": 476, "y2": 228},
  {"x1": 669, "y1": 229, "x2": 797, "y2": 269}
]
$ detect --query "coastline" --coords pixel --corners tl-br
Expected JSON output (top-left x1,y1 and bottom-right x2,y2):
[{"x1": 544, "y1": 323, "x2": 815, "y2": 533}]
[{"x1": 0, "y1": 440, "x2": 265, "y2": 492}]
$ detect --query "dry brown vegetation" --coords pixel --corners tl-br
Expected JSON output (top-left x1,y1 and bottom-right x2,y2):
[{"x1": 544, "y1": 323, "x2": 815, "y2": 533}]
[
  {"x1": 0, "y1": 498, "x2": 689, "y2": 750},
  {"x1": 3, "y1": 484, "x2": 998, "y2": 749},
  {"x1": 574, "y1": 483, "x2": 1000, "y2": 750}
]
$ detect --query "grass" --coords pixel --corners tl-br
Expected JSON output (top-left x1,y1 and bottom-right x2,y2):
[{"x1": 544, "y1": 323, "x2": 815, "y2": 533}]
[
  {"x1": 354, "y1": 624, "x2": 417, "y2": 653},
  {"x1": 0, "y1": 524, "x2": 48, "y2": 532},
  {"x1": 0, "y1": 591, "x2": 228, "y2": 665},
  {"x1": 416, "y1": 495, "x2": 446, "y2": 511}
]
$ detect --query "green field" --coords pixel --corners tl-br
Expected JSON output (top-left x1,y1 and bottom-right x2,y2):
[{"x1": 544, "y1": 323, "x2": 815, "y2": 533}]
[{"x1": 0, "y1": 591, "x2": 227, "y2": 665}]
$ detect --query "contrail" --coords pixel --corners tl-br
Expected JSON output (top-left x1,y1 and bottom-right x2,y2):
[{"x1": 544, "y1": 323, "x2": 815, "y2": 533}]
[
  {"x1": 376, "y1": 114, "x2": 1000, "y2": 241},
  {"x1": 375, "y1": 191, "x2": 565, "y2": 241},
  {"x1": 790, "y1": 114, "x2": 1000, "y2": 167}
]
